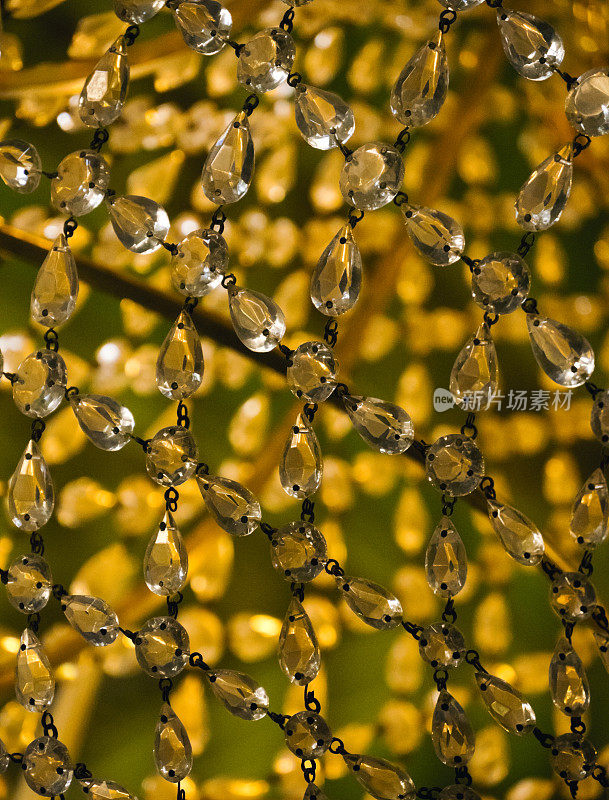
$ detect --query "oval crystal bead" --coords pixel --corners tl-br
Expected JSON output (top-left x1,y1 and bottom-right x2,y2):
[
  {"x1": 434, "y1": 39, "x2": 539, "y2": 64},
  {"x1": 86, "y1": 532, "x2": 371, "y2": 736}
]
[
  {"x1": 113, "y1": 0, "x2": 165, "y2": 23},
  {"x1": 340, "y1": 142, "x2": 404, "y2": 210},
  {"x1": 565, "y1": 68, "x2": 609, "y2": 137},
  {"x1": 209, "y1": 669, "x2": 269, "y2": 720},
  {"x1": 497, "y1": 9, "x2": 564, "y2": 80},
  {"x1": 431, "y1": 690, "x2": 475, "y2": 765},
  {"x1": 426, "y1": 434, "x2": 484, "y2": 497},
  {"x1": 402, "y1": 204, "x2": 464, "y2": 266},
  {"x1": 171, "y1": 228, "x2": 227, "y2": 297},
  {"x1": 278, "y1": 597, "x2": 320, "y2": 685},
  {"x1": 294, "y1": 84, "x2": 355, "y2": 150},
  {"x1": 23, "y1": 736, "x2": 72, "y2": 796},
  {"x1": 154, "y1": 702, "x2": 192, "y2": 782},
  {"x1": 15, "y1": 629, "x2": 54, "y2": 712},
  {"x1": 390, "y1": 31, "x2": 448, "y2": 127},
  {"x1": 271, "y1": 521, "x2": 327, "y2": 582},
  {"x1": 471, "y1": 251, "x2": 530, "y2": 314},
  {"x1": 62, "y1": 594, "x2": 120, "y2": 646},
  {"x1": 515, "y1": 144, "x2": 573, "y2": 231},
  {"x1": 549, "y1": 637, "x2": 589, "y2": 716},
  {"x1": 449, "y1": 323, "x2": 499, "y2": 408},
  {"x1": 50, "y1": 149, "x2": 110, "y2": 216},
  {"x1": 13, "y1": 349, "x2": 67, "y2": 418},
  {"x1": 227, "y1": 285, "x2": 286, "y2": 352},
  {"x1": 237, "y1": 28, "x2": 295, "y2": 93},
  {"x1": 196, "y1": 473, "x2": 261, "y2": 536},
  {"x1": 475, "y1": 672, "x2": 536, "y2": 735},
  {"x1": 146, "y1": 426, "x2": 198, "y2": 486},
  {"x1": 343, "y1": 394, "x2": 414, "y2": 454},
  {"x1": 135, "y1": 617, "x2": 190, "y2": 678},
  {"x1": 526, "y1": 313, "x2": 594, "y2": 387},
  {"x1": 551, "y1": 733, "x2": 597, "y2": 782},
  {"x1": 80, "y1": 779, "x2": 138, "y2": 800},
  {"x1": 107, "y1": 194, "x2": 170, "y2": 254},
  {"x1": 425, "y1": 517, "x2": 467, "y2": 597},
  {"x1": 284, "y1": 711, "x2": 331, "y2": 759},
  {"x1": 342, "y1": 753, "x2": 416, "y2": 800},
  {"x1": 487, "y1": 497, "x2": 544, "y2": 566},
  {"x1": 156, "y1": 310, "x2": 203, "y2": 400},
  {"x1": 550, "y1": 572, "x2": 595, "y2": 621},
  {"x1": 0, "y1": 139, "x2": 41, "y2": 193},
  {"x1": 6, "y1": 554, "x2": 52, "y2": 613},
  {"x1": 337, "y1": 575, "x2": 402, "y2": 629},
  {"x1": 279, "y1": 413, "x2": 323, "y2": 498},
  {"x1": 79, "y1": 36, "x2": 129, "y2": 127},
  {"x1": 173, "y1": 0, "x2": 232, "y2": 55},
  {"x1": 287, "y1": 341, "x2": 338, "y2": 402},
  {"x1": 570, "y1": 468, "x2": 609, "y2": 547},
  {"x1": 201, "y1": 111, "x2": 254, "y2": 204},
  {"x1": 8, "y1": 439, "x2": 54, "y2": 531},
  {"x1": 591, "y1": 389, "x2": 609, "y2": 444},
  {"x1": 144, "y1": 510, "x2": 188, "y2": 595},
  {"x1": 418, "y1": 623, "x2": 465, "y2": 669},
  {"x1": 310, "y1": 224, "x2": 362, "y2": 316},
  {"x1": 69, "y1": 392, "x2": 135, "y2": 451},
  {"x1": 30, "y1": 234, "x2": 79, "y2": 327}
]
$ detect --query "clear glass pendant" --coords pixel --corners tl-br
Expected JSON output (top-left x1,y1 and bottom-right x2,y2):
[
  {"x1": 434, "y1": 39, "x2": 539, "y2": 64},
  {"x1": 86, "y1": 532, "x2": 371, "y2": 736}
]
[
  {"x1": 0, "y1": 139, "x2": 41, "y2": 193},
  {"x1": 15, "y1": 628, "x2": 54, "y2": 712},
  {"x1": 570, "y1": 468, "x2": 609, "y2": 547},
  {"x1": 487, "y1": 497, "x2": 544, "y2": 565},
  {"x1": 12, "y1": 349, "x2": 67, "y2": 418},
  {"x1": 62, "y1": 594, "x2": 120, "y2": 646},
  {"x1": 78, "y1": 779, "x2": 138, "y2": 800},
  {"x1": 496, "y1": 9, "x2": 564, "y2": 80},
  {"x1": 278, "y1": 597, "x2": 320, "y2": 685},
  {"x1": 156, "y1": 310, "x2": 204, "y2": 400},
  {"x1": 69, "y1": 392, "x2": 135, "y2": 451},
  {"x1": 270, "y1": 521, "x2": 327, "y2": 582},
  {"x1": 591, "y1": 389, "x2": 609, "y2": 444},
  {"x1": 237, "y1": 28, "x2": 295, "y2": 93},
  {"x1": 144, "y1": 510, "x2": 188, "y2": 595},
  {"x1": 549, "y1": 637, "x2": 589, "y2": 716},
  {"x1": 401, "y1": 203, "x2": 464, "y2": 266},
  {"x1": 172, "y1": 0, "x2": 232, "y2": 55},
  {"x1": 565, "y1": 68, "x2": 609, "y2": 137},
  {"x1": 426, "y1": 434, "x2": 485, "y2": 496},
  {"x1": 135, "y1": 617, "x2": 190, "y2": 678},
  {"x1": 525, "y1": 312, "x2": 594, "y2": 387},
  {"x1": 342, "y1": 753, "x2": 416, "y2": 800},
  {"x1": 471, "y1": 251, "x2": 530, "y2": 314},
  {"x1": 22, "y1": 736, "x2": 72, "y2": 796},
  {"x1": 336, "y1": 574, "x2": 402, "y2": 629},
  {"x1": 550, "y1": 733, "x2": 597, "y2": 782},
  {"x1": 390, "y1": 31, "x2": 448, "y2": 127},
  {"x1": 449, "y1": 323, "x2": 499, "y2": 407},
  {"x1": 425, "y1": 516, "x2": 467, "y2": 597},
  {"x1": 310, "y1": 224, "x2": 362, "y2": 316},
  {"x1": 145, "y1": 426, "x2": 198, "y2": 486},
  {"x1": 287, "y1": 341, "x2": 338, "y2": 401},
  {"x1": 209, "y1": 669, "x2": 269, "y2": 720},
  {"x1": 50, "y1": 149, "x2": 110, "y2": 217},
  {"x1": 431, "y1": 690, "x2": 475, "y2": 765},
  {"x1": 201, "y1": 111, "x2": 254, "y2": 204},
  {"x1": 342, "y1": 393, "x2": 414, "y2": 454},
  {"x1": 8, "y1": 439, "x2": 54, "y2": 531},
  {"x1": 30, "y1": 234, "x2": 79, "y2": 327},
  {"x1": 515, "y1": 144, "x2": 573, "y2": 231},
  {"x1": 171, "y1": 228, "x2": 227, "y2": 297},
  {"x1": 154, "y1": 702, "x2": 192, "y2": 782},
  {"x1": 419, "y1": 622, "x2": 464, "y2": 668},
  {"x1": 196, "y1": 473, "x2": 261, "y2": 536},
  {"x1": 113, "y1": 0, "x2": 165, "y2": 23},
  {"x1": 279, "y1": 413, "x2": 323, "y2": 498},
  {"x1": 475, "y1": 672, "x2": 536, "y2": 735},
  {"x1": 340, "y1": 142, "x2": 405, "y2": 210},
  {"x1": 6, "y1": 554, "x2": 52, "y2": 613},
  {"x1": 107, "y1": 194, "x2": 170, "y2": 254},
  {"x1": 549, "y1": 572, "x2": 595, "y2": 621},
  {"x1": 227, "y1": 285, "x2": 286, "y2": 352},
  {"x1": 284, "y1": 711, "x2": 331, "y2": 758},
  {"x1": 79, "y1": 36, "x2": 130, "y2": 127},
  {"x1": 294, "y1": 84, "x2": 355, "y2": 150}
]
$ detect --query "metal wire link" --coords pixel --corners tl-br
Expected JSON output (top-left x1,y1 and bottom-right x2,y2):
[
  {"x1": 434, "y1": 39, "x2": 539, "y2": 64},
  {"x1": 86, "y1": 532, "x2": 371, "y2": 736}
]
[
  {"x1": 300, "y1": 499, "x2": 315, "y2": 523},
  {"x1": 41, "y1": 711, "x2": 59, "y2": 738},
  {"x1": 43, "y1": 328, "x2": 59, "y2": 352},
  {"x1": 165, "y1": 487, "x2": 179, "y2": 512}
]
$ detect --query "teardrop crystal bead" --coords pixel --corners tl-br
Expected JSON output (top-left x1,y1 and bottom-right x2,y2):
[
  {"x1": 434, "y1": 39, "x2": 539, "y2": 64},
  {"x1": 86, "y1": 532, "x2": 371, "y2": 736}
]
[
  {"x1": 471, "y1": 251, "x2": 530, "y2": 314},
  {"x1": 69, "y1": 392, "x2": 135, "y2": 451},
  {"x1": 294, "y1": 84, "x2": 355, "y2": 149},
  {"x1": 390, "y1": 31, "x2": 448, "y2": 127},
  {"x1": 591, "y1": 389, "x2": 609, "y2": 444},
  {"x1": 154, "y1": 702, "x2": 192, "y2": 782},
  {"x1": 50, "y1": 150, "x2": 110, "y2": 217},
  {"x1": 0, "y1": 139, "x2": 41, "y2": 193},
  {"x1": 146, "y1": 426, "x2": 198, "y2": 486},
  {"x1": 114, "y1": 0, "x2": 165, "y2": 23},
  {"x1": 570, "y1": 469, "x2": 609, "y2": 548},
  {"x1": 83, "y1": 779, "x2": 138, "y2": 800},
  {"x1": 270, "y1": 521, "x2": 327, "y2": 582},
  {"x1": 79, "y1": 36, "x2": 129, "y2": 127},
  {"x1": 449, "y1": 323, "x2": 499, "y2": 407},
  {"x1": 278, "y1": 597, "x2": 320, "y2": 685},
  {"x1": 201, "y1": 111, "x2": 254, "y2": 204},
  {"x1": 549, "y1": 637, "x2": 590, "y2": 716},
  {"x1": 107, "y1": 194, "x2": 170, "y2": 254},
  {"x1": 62, "y1": 594, "x2": 120, "y2": 646},
  {"x1": 209, "y1": 669, "x2": 269, "y2": 720},
  {"x1": 337, "y1": 575, "x2": 402, "y2": 629},
  {"x1": 15, "y1": 628, "x2": 54, "y2": 712},
  {"x1": 279, "y1": 413, "x2": 323, "y2": 498},
  {"x1": 196, "y1": 473, "x2": 261, "y2": 536},
  {"x1": 227, "y1": 285, "x2": 286, "y2": 352},
  {"x1": 515, "y1": 144, "x2": 573, "y2": 231},
  {"x1": 550, "y1": 572, "x2": 595, "y2": 621},
  {"x1": 526, "y1": 313, "x2": 594, "y2": 387},
  {"x1": 342, "y1": 753, "x2": 416, "y2": 800},
  {"x1": 171, "y1": 228, "x2": 227, "y2": 297},
  {"x1": 342, "y1": 394, "x2": 414, "y2": 454},
  {"x1": 6, "y1": 554, "x2": 52, "y2": 613},
  {"x1": 402, "y1": 204, "x2": 464, "y2": 266},
  {"x1": 431, "y1": 690, "x2": 475, "y2": 765},
  {"x1": 237, "y1": 28, "x2": 295, "y2": 93},
  {"x1": 475, "y1": 672, "x2": 536, "y2": 735},
  {"x1": 310, "y1": 224, "x2": 362, "y2": 316},
  {"x1": 487, "y1": 498, "x2": 544, "y2": 566},
  {"x1": 173, "y1": 0, "x2": 232, "y2": 55},
  {"x1": 8, "y1": 439, "x2": 54, "y2": 531},
  {"x1": 144, "y1": 510, "x2": 188, "y2": 595},
  {"x1": 425, "y1": 516, "x2": 467, "y2": 597},
  {"x1": 287, "y1": 341, "x2": 338, "y2": 402},
  {"x1": 13, "y1": 349, "x2": 67, "y2": 418},
  {"x1": 497, "y1": 9, "x2": 564, "y2": 80},
  {"x1": 30, "y1": 234, "x2": 79, "y2": 327},
  {"x1": 340, "y1": 142, "x2": 404, "y2": 210},
  {"x1": 156, "y1": 311, "x2": 203, "y2": 400},
  {"x1": 565, "y1": 68, "x2": 609, "y2": 137}
]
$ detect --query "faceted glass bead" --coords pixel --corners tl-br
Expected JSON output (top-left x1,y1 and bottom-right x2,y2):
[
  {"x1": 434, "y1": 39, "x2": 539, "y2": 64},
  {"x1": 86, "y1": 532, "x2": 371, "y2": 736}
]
[
  {"x1": 340, "y1": 142, "x2": 404, "y2": 210},
  {"x1": 343, "y1": 394, "x2": 414, "y2": 454},
  {"x1": 227, "y1": 285, "x2": 286, "y2": 352},
  {"x1": 80, "y1": 779, "x2": 137, "y2": 800},
  {"x1": 449, "y1": 323, "x2": 499, "y2": 408},
  {"x1": 50, "y1": 149, "x2": 110, "y2": 217},
  {"x1": 173, "y1": 0, "x2": 232, "y2": 55},
  {"x1": 342, "y1": 753, "x2": 416, "y2": 800},
  {"x1": 23, "y1": 736, "x2": 73, "y2": 796},
  {"x1": 425, "y1": 434, "x2": 484, "y2": 497},
  {"x1": 135, "y1": 617, "x2": 190, "y2": 677},
  {"x1": 487, "y1": 498, "x2": 544, "y2": 566},
  {"x1": 279, "y1": 414, "x2": 323, "y2": 498},
  {"x1": 402, "y1": 204, "x2": 464, "y2": 266},
  {"x1": 310, "y1": 224, "x2": 362, "y2": 316},
  {"x1": 337, "y1": 575, "x2": 402, "y2": 629},
  {"x1": 196, "y1": 473, "x2": 261, "y2": 536},
  {"x1": 209, "y1": 669, "x2": 269, "y2": 720},
  {"x1": 294, "y1": 84, "x2": 355, "y2": 150},
  {"x1": 79, "y1": 36, "x2": 129, "y2": 127},
  {"x1": 154, "y1": 702, "x2": 192, "y2": 782},
  {"x1": 550, "y1": 572, "x2": 595, "y2": 621},
  {"x1": 6, "y1": 554, "x2": 52, "y2": 613},
  {"x1": 551, "y1": 733, "x2": 597, "y2": 782},
  {"x1": 8, "y1": 439, "x2": 54, "y2": 531},
  {"x1": 431, "y1": 690, "x2": 475, "y2": 765},
  {"x1": 549, "y1": 637, "x2": 589, "y2": 716},
  {"x1": 107, "y1": 194, "x2": 170, "y2": 254},
  {"x1": 278, "y1": 597, "x2": 320, "y2": 685},
  {"x1": 303, "y1": 784, "x2": 328, "y2": 800},
  {"x1": 439, "y1": 786, "x2": 481, "y2": 800},
  {"x1": 171, "y1": 228, "x2": 227, "y2": 297},
  {"x1": 156, "y1": 310, "x2": 203, "y2": 400},
  {"x1": 565, "y1": 69, "x2": 609, "y2": 137},
  {"x1": 425, "y1": 517, "x2": 467, "y2": 597},
  {"x1": 475, "y1": 672, "x2": 536, "y2": 735},
  {"x1": 15, "y1": 629, "x2": 54, "y2": 712},
  {"x1": 287, "y1": 341, "x2": 338, "y2": 402},
  {"x1": 144, "y1": 510, "x2": 188, "y2": 595},
  {"x1": 113, "y1": 0, "x2": 164, "y2": 23},
  {"x1": 12, "y1": 349, "x2": 67, "y2": 418},
  {"x1": 0, "y1": 139, "x2": 41, "y2": 193},
  {"x1": 591, "y1": 389, "x2": 609, "y2": 444},
  {"x1": 62, "y1": 594, "x2": 120, "y2": 646},
  {"x1": 30, "y1": 234, "x2": 79, "y2": 327},
  {"x1": 0, "y1": 739, "x2": 7, "y2": 774},
  {"x1": 284, "y1": 711, "x2": 331, "y2": 759},
  {"x1": 271, "y1": 521, "x2": 327, "y2": 582},
  {"x1": 69, "y1": 393, "x2": 135, "y2": 451},
  {"x1": 526, "y1": 313, "x2": 594, "y2": 387},
  {"x1": 497, "y1": 9, "x2": 564, "y2": 80},
  {"x1": 471, "y1": 252, "x2": 530, "y2": 314},
  {"x1": 515, "y1": 144, "x2": 573, "y2": 231},
  {"x1": 570, "y1": 468, "x2": 609, "y2": 547},
  {"x1": 390, "y1": 31, "x2": 448, "y2": 127},
  {"x1": 237, "y1": 28, "x2": 295, "y2": 93},
  {"x1": 418, "y1": 623, "x2": 465, "y2": 669},
  {"x1": 145, "y1": 426, "x2": 198, "y2": 486},
  {"x1": 201, "y1": 111, "x2": 254, "y2": 204}
]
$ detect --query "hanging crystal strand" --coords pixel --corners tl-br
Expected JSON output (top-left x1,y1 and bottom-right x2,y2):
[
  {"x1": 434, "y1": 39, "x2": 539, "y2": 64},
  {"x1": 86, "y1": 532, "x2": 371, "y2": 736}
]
[
  {"x1": 515, "y1": 144, "x2": 574, "y2": 231},
  {"x1": 390, "y1": 30, "x2": 449, "y2": 128},
  {"x1": 78, "y1": 35, "x2": 130, "y2": 127},
  {"x1": 496, "y1": 9, "x2": 565, "y2": 80},
  {"x1": 310, "y1": 219, "x2": 363, "y2": 316}
]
